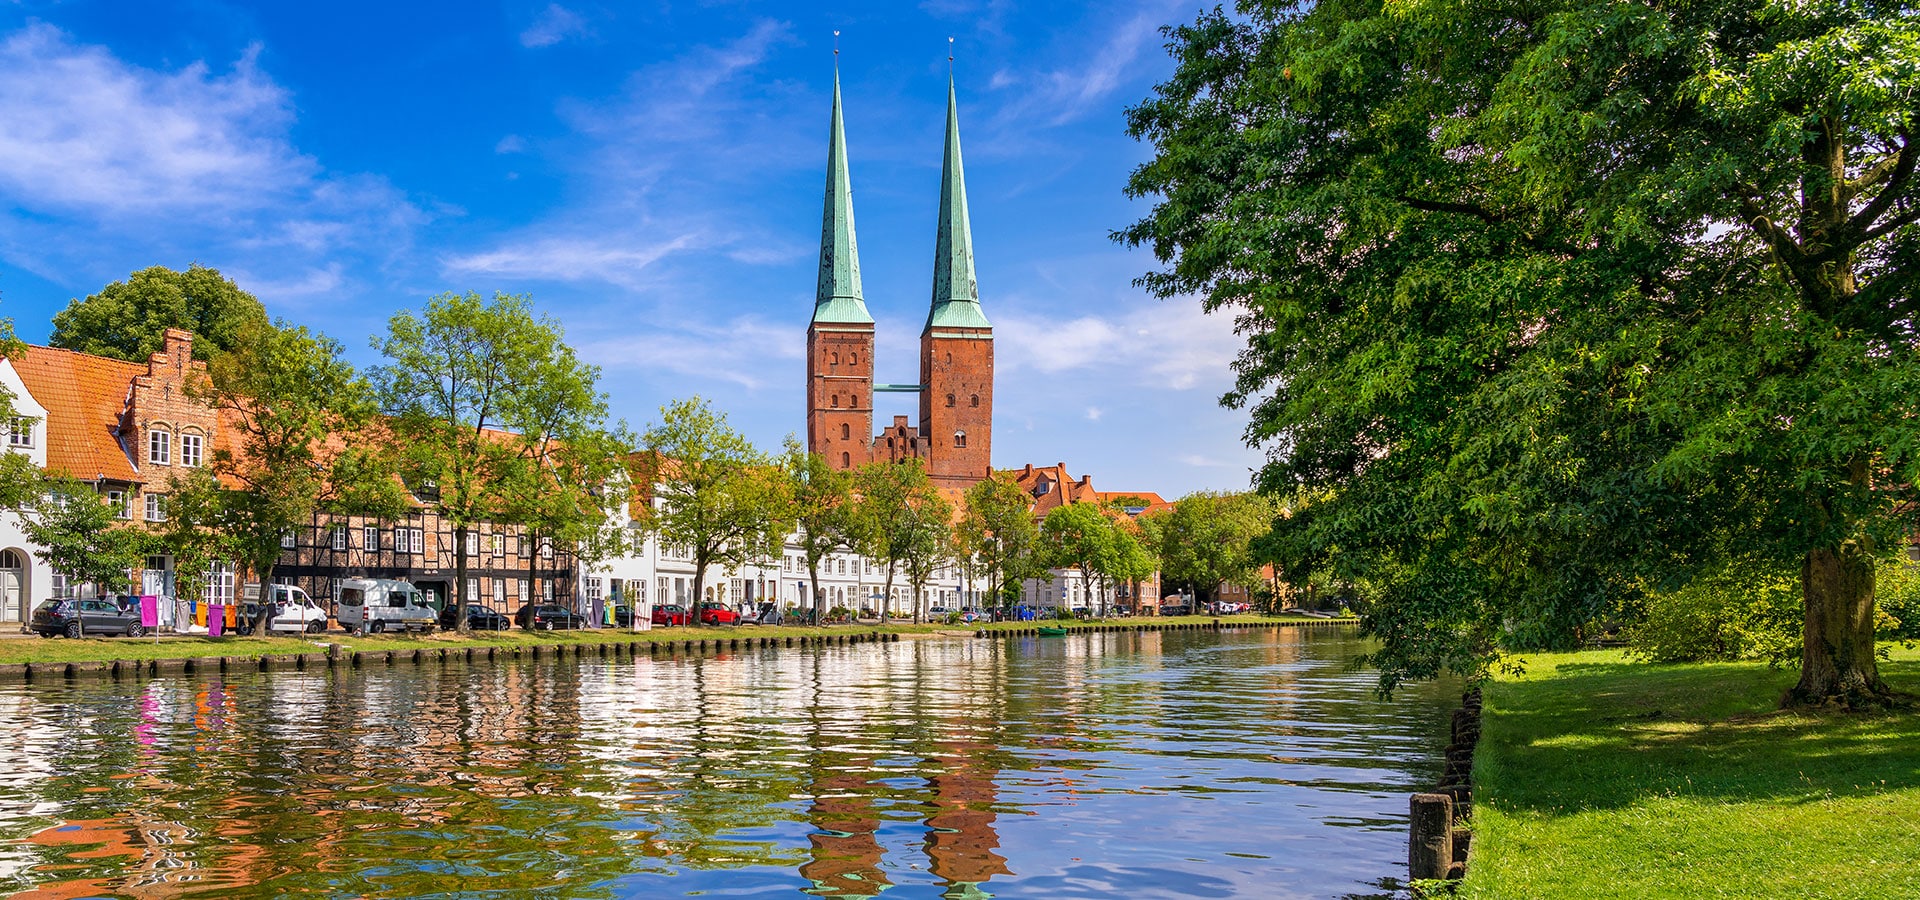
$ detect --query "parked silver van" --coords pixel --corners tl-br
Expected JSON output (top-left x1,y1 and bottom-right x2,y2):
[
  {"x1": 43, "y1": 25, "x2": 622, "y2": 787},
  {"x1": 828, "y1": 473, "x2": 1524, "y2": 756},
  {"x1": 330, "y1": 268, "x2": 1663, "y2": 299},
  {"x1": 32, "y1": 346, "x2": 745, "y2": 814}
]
[{"x1": 336, "y1": 578, "x2": 437, "y2": 634}]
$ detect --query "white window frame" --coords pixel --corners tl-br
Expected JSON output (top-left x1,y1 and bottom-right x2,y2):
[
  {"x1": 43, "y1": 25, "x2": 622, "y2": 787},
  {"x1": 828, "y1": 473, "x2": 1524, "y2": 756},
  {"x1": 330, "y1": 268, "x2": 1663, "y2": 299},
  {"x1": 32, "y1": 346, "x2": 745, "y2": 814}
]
[
  {"x1": 145, "y1": 493, "x2": 167, "y2": 522},
  {"x1": 107, "y1": 490, "x2": 130, "y2": 520},
  {"x1": 364, "y1": 525, "x2": 380, "y2": 551},
  {"x1": 491, "y1": 533, "x2": 504, "y2": 557},
  {"x1": 281, "y1": 529, "x2": 297, "y2": 549},
  {"x1": 179, "y1": 432, "x2": 203, "y2": 468},
  {"x1": 6, "y1": 417, "x2": 33, "y2": 448},
  {"x1": 331, "y1": 526, "x2": 349, "y2": 551},
  {"x1": 149, "y1": 429, "x2": 171, "y2": 466},
  {"x1": 465, "y1": 533, "x2": 478, "y2": 557}
]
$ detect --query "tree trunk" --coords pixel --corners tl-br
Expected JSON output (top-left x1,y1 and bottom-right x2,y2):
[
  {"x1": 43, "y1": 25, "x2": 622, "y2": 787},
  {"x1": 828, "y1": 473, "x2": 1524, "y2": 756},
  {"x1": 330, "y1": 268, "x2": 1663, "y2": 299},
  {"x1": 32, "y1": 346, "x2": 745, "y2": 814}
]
[
  {"x1": 690, "y1": 553, "x2": 706, "y2": 629},
  {"x1": 1789, "y1": 540, "x2": 1889, "y2": 707},
  {"x1": 454, "y1": 524, "x2": 471, "y2": 632}
]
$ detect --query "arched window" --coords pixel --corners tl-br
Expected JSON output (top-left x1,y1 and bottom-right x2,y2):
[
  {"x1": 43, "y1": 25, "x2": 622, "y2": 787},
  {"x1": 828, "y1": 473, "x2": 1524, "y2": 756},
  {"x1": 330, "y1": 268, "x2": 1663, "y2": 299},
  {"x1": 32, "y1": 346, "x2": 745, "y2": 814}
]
[
  {"x1": 831, "y1": 352, "x2": 840, "y2": 366},
  {"x1": 945, "y1": 393, "x2": 955, "y2": 408},
  {"x1": 840, "y1": 423, "x2": 850, "y2": 440},
  {"x1": 849, "y1": 352, "x2": 859, "y2": 365},
  {"x1": 841, "y1": 452, "x2": 851, "y2": 467},
  {"x1": 831, "y1": 395, "x2": 840, "y2": 408},
  {"x1": 970, "y1": 394, "x2": 980, "y2": 408},
  {"x1": 946, "y1": 352, "x2": 953, "y2": 365},
  {"x1": 954, "y1": 431, "x2": 967, "y2": 448},
  {"x1": 849, "y1": 392, "x2": 860, "y2": 407},
  {"x1": 0, "y1": 549, "x2": 19, "y2": 569}
]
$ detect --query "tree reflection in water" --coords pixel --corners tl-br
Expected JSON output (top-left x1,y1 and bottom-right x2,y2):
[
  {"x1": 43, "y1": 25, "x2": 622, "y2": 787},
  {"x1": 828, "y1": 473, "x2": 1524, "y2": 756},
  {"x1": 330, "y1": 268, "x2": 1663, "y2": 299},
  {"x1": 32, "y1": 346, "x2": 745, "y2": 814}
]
[{"x1": 0, "y1": 628, "x2": 1455, "y2": 899}]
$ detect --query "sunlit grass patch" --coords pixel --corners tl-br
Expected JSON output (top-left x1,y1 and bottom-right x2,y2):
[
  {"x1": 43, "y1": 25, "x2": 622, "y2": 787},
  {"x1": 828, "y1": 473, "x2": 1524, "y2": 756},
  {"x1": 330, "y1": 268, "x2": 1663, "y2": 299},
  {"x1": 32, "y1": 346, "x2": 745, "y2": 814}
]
[{"x1": 1463, "y1": 646, "x2": 1920, "y2": 900}]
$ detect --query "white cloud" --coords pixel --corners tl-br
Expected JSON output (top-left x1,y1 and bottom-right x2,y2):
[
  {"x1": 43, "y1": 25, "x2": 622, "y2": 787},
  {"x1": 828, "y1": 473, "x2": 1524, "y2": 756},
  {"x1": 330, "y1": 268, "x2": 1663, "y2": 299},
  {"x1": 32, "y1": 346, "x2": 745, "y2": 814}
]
[
  {"x1": 1085, "y1": 406, "x2": 1103, "y2": 421},
  {"x1": 1179, "y1": 453, "x2": 1232, "y2": 468},
  {"x1": 441, "y1": 231, "x2": 709, "y2": 289},
  {"x1": 0, "y1": 24, "x2": 309, "y2": 215},
  {"x1": 986, "y1": 4, "x2": 1175, "y2": 127},
  {"x1": 495, "y1": 134, "x2": 526, "y2": 154},
  {"x1": 577, "y1": 315, "x2": 802, "y2": 391},
  {"x1": 0, "y1": 22, "x2": 421, "y2": 285},
  {"x1": 996, "y1": 298, "x2": 1239, "y2": 390},
  {"x1": 521, "y1": 4, "x2": 589, "y2": 49}
]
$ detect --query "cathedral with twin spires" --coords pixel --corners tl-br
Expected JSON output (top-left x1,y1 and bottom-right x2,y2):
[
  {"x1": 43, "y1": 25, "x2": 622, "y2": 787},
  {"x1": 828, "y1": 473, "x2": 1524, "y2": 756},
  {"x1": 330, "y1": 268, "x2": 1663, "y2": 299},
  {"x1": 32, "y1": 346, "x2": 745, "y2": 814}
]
[{"x1": 806, "y1": 69, "x2": 994, "y2": 492}]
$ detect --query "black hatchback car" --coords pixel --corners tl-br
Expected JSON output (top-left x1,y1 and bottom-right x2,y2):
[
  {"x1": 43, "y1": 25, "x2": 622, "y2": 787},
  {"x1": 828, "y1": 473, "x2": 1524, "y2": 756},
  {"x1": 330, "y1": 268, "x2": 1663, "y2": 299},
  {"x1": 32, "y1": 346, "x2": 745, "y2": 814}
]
[
  {"x1": 439, "y1": 603, "x2": 512, "y2": 631},
  {"x1": 29, "y1": 599, "x2": 147, "y2": 637},
  {"x1": 515, "y1": 604, "x2": 586, "y2": 631}
]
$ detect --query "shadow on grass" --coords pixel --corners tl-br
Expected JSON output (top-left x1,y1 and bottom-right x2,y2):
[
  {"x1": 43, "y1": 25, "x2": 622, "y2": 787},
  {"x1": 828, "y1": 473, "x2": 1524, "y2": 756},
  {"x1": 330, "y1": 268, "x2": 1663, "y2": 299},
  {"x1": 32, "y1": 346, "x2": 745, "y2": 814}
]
[{"x1": 1478, "y1": 653, "x2": 1920, "y2": 816}]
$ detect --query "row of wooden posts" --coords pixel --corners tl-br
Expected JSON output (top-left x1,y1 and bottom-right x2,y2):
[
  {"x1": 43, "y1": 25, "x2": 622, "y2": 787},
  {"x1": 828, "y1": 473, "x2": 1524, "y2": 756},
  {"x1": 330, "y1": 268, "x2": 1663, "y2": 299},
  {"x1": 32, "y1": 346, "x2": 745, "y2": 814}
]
[
  {"x1": 0, "y1": 617, "x2": 1357, "y2": 683},
  {"x1": 1410, "y1": 686, "x2": 1483, "y2": 886}
]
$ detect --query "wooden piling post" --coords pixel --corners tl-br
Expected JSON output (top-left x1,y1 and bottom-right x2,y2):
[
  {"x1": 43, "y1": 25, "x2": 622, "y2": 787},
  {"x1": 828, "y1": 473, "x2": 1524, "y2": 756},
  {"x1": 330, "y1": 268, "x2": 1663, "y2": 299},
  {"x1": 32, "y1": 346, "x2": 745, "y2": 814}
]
[{"x1": 1409, "y1": 792, "x2": 1455, "y2": 881}]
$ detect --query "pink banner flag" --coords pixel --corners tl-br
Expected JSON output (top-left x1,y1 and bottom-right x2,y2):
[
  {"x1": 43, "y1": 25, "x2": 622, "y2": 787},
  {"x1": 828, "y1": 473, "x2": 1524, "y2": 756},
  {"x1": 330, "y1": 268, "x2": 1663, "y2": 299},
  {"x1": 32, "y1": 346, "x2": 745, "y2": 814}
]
[
  {"x1": 208, "y1": 603, "x2": 224, "y2": 637},
  {"x1": 139, "y1": 595, "x2": 158, "y2": 629}
]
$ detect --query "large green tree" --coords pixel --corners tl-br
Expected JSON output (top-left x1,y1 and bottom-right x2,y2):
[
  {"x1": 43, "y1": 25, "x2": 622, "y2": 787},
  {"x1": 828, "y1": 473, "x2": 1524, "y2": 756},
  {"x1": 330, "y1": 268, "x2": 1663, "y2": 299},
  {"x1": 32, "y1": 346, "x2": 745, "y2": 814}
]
[
  {"x1": 1124, "y1": 0, "x2": 1920, "y2": 704},
  {"x1": 16, "y1": 479, "x2": 145, "y2": 601},
  {"x1": 51, "y1": 265, "x2": 269, "y2": 362},
  {"x1": 895, "y1": 481, "x2": 954, "y2": 623},
  {"x1": 639, "y1": 397, "x2": 790, "y2": 622},
  {"x1": 201, "y1": 320, "x2": 407, "y2": 631},
  {"x1": 956, "y1": 473, "x2": 1045, "y2": 611},
  {"x1": 1040, "y1": 503, "x2": 1149, "y2": 616},
  {"x1": 373, "y1": 292, "x2": 599, "y2": 629},
  {"x1": 1142, "y1": 492, "x2": 1279, "y2": 603},
  {"x1": 850, "y1": 460, "x2": 935, "y2": 617},
  {"x1": 781, "y1": 438, "x2": 856, "y2": 615}
]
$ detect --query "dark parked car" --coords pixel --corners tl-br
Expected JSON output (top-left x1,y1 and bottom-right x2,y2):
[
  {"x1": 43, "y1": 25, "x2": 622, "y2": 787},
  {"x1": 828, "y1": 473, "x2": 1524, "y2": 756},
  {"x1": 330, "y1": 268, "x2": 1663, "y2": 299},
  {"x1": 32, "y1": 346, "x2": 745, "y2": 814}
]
[
  {"x1": 613, "y1": 604, "x2": 634, "y2": 628},
  {"x1": 29, "y1": 599, "x2": 147, "y2": 638},
  {"x1": 652, "y1": 604, "x2": 690, "y2": 626},
  {"x1": 440, "y1": 603, "x2": 511, "y2": 631},
  {"x1": 516, "y1": 603, "x2": 585, "y2": 631}
]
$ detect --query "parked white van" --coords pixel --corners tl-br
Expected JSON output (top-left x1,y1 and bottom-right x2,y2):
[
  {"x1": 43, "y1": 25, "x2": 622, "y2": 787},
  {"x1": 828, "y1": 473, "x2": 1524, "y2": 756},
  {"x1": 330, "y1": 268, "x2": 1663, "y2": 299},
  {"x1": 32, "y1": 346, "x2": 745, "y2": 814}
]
[
  {"x1": 262, "y1": 584, "x2": 329, "y2": 634},
  {"x1": 336, "y1": 578, "x2": 437, "y2": 634}
]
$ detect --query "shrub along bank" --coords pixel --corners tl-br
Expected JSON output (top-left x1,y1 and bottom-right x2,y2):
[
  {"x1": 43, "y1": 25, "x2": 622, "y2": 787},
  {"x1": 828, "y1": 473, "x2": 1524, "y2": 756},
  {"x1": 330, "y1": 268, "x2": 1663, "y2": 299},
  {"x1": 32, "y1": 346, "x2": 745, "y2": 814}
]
[{"x1": 1461, "y1": 646, "x2": 1920, "y2": 900}]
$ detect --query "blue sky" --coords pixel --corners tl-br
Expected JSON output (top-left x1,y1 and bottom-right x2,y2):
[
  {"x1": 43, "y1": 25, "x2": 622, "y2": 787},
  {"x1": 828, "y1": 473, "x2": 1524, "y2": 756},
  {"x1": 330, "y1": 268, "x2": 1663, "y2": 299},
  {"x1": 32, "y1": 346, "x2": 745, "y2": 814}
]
[{"x1": 0, "y1": 0, "x2": 1262, "y2": 498}]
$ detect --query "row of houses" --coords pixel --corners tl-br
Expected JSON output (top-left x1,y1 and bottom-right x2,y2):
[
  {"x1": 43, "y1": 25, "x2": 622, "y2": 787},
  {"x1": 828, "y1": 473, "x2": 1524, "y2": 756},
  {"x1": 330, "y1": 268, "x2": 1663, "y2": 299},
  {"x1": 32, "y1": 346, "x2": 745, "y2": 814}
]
[{"x1": 0, "y1": 330, "x2": 1175, "y2": 628}]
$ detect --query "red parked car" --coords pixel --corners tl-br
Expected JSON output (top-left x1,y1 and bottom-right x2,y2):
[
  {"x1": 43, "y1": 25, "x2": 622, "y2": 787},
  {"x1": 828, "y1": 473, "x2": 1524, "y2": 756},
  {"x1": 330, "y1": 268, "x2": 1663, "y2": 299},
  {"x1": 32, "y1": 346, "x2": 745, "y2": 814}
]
[
  {"x1": 697, "y1": 602, "x2": 738, "y2": 626},
  {"x1": 652, "y1": 604, "x2": 690, "y2": 626}
]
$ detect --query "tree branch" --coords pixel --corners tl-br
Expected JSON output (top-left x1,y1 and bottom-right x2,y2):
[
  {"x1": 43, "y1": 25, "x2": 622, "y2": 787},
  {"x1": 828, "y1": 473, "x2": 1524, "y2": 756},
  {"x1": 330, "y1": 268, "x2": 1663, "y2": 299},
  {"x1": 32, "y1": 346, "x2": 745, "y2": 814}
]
[
  {"x1": 1399, "y1": 195, "x2": 1502, "y2": 226},
  {"x1": 1846, "y1": 132, "x2": 1916, "y2": 237},
  {"x1": 1861, "y1": 203, "x2": 1920, "y2": 244},
  {"x1": 1734, "y1": 184, "x2": 1807, "y2": 264}
]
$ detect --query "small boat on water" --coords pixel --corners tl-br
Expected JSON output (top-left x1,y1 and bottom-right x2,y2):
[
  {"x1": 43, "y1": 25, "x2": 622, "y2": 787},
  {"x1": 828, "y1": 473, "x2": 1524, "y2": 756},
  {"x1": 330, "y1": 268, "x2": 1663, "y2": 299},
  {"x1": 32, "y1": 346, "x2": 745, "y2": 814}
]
[{"x1": 1036, "y1": 625, "x2": 1069, "y2": 636}]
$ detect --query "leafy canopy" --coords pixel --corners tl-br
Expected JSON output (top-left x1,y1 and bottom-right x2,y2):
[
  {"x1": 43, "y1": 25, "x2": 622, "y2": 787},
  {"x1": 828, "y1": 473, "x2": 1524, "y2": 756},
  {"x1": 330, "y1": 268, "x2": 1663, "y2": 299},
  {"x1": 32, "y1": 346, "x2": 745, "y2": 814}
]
[
  {"x1": 51, "y1": 265, "x2": 268, "y2": 362},
  {"x1": 1123, "y1": 0, "x2": 1920, "y2": 695}
]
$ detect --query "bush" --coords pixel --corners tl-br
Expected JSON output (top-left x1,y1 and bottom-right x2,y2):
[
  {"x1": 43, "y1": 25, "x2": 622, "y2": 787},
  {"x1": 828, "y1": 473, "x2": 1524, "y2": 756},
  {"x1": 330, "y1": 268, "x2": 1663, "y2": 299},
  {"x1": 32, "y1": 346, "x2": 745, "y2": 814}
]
[
  {"x1": 1626, "y1": 563, "x2": 1799, "y2": 663},
  {"x1": 1053, "y1": 607, "x2": 1076, "y2": 621},
  {"x1": 1877, "y1": 556, "x2": 1920, "y2": 639}
]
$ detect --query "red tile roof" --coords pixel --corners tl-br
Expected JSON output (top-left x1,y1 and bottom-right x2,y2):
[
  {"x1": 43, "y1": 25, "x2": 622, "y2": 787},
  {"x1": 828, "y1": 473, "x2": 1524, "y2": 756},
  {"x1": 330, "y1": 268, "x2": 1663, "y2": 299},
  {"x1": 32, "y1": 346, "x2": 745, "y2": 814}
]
[{"x1": 12, "y1": 346, "x2": 142, "y2": 482}]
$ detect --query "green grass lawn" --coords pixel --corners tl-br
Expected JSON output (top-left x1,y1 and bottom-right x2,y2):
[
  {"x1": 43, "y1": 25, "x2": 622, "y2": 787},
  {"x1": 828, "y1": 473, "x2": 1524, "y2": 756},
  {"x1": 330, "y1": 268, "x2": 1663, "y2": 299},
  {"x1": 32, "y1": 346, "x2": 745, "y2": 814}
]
[
  {"x1": 1462, "y1": 645, "x2": 1920, "y2": 900},
  {"x1": 0, "y1": 613, "x2": 1309, "y2": 666}
]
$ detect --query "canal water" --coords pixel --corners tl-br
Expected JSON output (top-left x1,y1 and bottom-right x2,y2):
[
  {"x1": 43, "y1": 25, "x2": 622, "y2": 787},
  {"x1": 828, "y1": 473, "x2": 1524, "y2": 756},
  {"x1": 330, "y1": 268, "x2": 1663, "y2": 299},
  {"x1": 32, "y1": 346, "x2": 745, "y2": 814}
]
[{"x1": 0, "y1": 626, "x2": 1457, "y2": 899}]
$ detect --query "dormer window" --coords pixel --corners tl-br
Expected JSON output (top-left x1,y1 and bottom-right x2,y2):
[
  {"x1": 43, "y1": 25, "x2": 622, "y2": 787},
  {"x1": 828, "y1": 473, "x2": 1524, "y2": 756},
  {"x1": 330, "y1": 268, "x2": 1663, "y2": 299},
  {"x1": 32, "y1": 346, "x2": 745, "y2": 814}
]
[{"x1": 149, "y1": 429, "x2": 171, "y2": 466}]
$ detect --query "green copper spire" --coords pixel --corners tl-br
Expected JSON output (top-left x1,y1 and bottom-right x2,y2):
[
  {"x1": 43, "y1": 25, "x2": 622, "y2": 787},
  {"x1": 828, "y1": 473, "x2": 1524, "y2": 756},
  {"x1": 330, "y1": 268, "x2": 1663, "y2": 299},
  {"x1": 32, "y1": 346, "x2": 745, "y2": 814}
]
[
  {"x1": 814, "y1": 66, "x2": 873, "y2": 325},
  {"x1": 927, "y1": 74, "x2": 991, "y2": 331}
]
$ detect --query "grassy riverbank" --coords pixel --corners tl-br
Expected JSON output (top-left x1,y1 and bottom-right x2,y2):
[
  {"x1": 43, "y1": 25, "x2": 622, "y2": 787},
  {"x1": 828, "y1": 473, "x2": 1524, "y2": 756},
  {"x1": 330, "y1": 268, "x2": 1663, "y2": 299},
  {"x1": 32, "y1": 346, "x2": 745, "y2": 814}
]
[
  {"x1": 0, "y1": 613, "x2": 1325, "y2": 665},
  {"x1": 1462, "y1": 645, "x2": 1920, "y2": 900}
]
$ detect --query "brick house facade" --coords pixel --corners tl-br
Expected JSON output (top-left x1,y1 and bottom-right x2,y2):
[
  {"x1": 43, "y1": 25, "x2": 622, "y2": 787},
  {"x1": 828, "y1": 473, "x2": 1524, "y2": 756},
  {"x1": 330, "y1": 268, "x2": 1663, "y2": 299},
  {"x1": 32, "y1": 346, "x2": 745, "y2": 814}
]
[{"x1": 0, "y1": 328, "x2": 577, "y2": 624}]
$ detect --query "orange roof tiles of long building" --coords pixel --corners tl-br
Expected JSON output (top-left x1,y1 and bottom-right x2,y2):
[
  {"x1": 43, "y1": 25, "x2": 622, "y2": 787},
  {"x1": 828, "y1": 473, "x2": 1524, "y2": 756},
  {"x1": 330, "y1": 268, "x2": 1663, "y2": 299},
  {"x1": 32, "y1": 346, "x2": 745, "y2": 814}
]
[{"x1": 12, "y1": 346, "x2": 143, "y2": 483}]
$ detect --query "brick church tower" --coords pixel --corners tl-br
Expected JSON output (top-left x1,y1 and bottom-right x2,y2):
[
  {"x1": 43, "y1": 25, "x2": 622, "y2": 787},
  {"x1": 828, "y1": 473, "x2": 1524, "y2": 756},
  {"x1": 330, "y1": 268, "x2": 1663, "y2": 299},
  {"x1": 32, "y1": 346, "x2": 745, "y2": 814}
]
[
  {"x1": 806, "y1": 68, "x2": 876, "y2": 470},
  {"x1": 917, "y1": 75, "x2": 993, "y2": 490},
  {"x1": 806, "y1": 68, "x2": 992, "y2": 489}
]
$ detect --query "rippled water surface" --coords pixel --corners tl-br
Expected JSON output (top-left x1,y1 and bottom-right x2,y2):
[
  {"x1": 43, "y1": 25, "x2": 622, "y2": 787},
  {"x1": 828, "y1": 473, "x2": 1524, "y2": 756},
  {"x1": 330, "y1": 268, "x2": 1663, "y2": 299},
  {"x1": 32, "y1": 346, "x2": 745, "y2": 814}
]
[{"x1": 0, "y1": 627, "x2": 1456, "y2": 899}]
